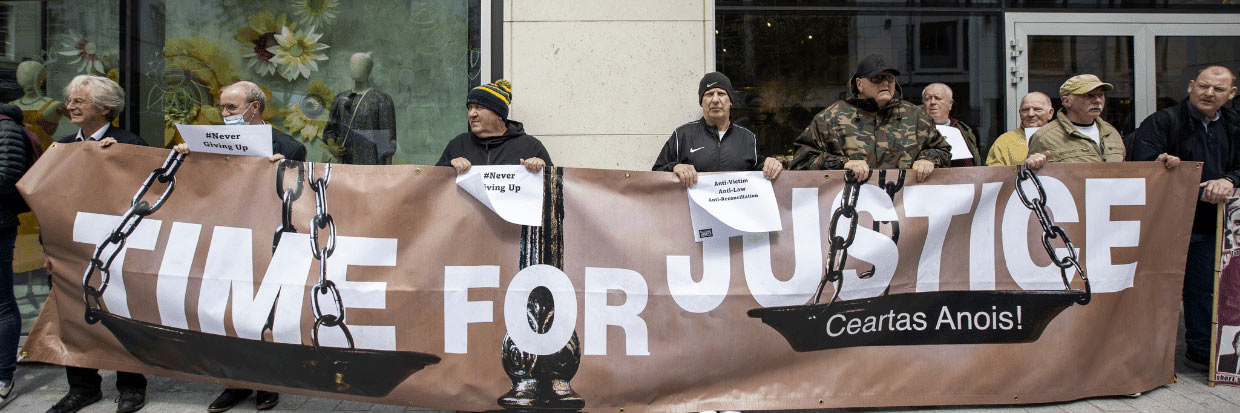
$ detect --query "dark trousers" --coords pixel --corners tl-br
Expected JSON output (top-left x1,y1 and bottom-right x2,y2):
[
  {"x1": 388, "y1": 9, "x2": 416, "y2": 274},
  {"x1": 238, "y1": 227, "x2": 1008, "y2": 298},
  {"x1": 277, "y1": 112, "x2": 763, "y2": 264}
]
[
  {"x1": 1185, "y1": 232, "x2": 1215, "y2": 358},
  {"x1": 0, "y1": 226, "x2": 17, "y2": 382},
  {"x1": 66, "y1": 366, "x2": 146, "y2": 394}
]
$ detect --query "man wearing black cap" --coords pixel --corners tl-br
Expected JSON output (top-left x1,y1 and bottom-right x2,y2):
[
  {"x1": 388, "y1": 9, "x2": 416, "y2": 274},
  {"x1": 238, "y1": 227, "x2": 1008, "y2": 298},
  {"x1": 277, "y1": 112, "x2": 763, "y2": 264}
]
[
  {"x1": 652, "y1": 72, "x2": 782, "y2": 186},
  {"x1": 437, "y1": 79, "x2": 551, "y2": 173},
  {"x1": 789, "y1": 54, "x2": 951, "y2": 182}
]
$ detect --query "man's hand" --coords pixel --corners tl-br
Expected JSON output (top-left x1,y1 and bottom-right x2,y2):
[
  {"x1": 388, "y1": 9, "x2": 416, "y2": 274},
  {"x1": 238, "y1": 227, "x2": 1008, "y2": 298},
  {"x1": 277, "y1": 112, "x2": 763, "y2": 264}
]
[
  {"x1": 762, "y1": 157, "x2": 783, "y2": 180},
  {"x1": 172, "y1": 143, "x2": 190, "y2": 155},
  {"x1": 1156, "y1": 153, "x2": 1181, "y2": 169},
  {"x1": 269, "y1": 153, "x2": 285, "y2": 163},
  {"x1": 99, "y1": 137, "x2": 117, "y2": 148},
  {"x1": 450, "y1": 157, "x2": 472, "y2": 174},
  {"x1": 673, "y1": 163, "x2": 698, "y2": 187},
  {"x1": 520, "y1": 157, "x2": 546, "y2": 173},
  {"x1": 1025, "y1": 151, "x2": 1051, "y2": 169},
  {"x1": 912, "y1": 159, "x2": 935, "y2": 182},
  {"x1": 843, "y1": 159, "x2": 870, "y2": 182},
  {"x1": 1200, "y1": 178, "x2": 1235, "y2": 204}
]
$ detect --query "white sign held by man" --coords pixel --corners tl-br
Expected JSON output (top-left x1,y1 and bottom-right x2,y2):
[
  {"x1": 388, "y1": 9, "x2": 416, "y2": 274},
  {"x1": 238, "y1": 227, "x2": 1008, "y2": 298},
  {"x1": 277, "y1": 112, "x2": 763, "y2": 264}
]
[
  {"x1": 455, "y1": 165, "x2": 544, "y2": 226},
  {"x1": 175, "y1": 124, "x2": 274, "y2": 157},
  {"x1": 687, "y1": 171, "x2": 782, "y2": 242}
]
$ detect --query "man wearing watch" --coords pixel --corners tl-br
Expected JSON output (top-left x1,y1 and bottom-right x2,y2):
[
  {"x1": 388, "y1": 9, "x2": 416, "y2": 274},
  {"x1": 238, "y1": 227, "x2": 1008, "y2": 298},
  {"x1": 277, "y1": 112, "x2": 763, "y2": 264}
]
[{"x1": 1129, "y1": 65, "x2": 1239, "y2": 368}]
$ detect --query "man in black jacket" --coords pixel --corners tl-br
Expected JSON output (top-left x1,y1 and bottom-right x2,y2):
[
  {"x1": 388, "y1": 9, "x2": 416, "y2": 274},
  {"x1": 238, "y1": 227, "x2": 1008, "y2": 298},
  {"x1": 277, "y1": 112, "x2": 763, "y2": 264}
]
[
  {"x1": 47, "y1": 75, "x2": 150, "y2": 413},
  {"x1": 436, "y1": 79, "x2": 550, "y2": 173},
  {"x1": 0, "y1": 104, "x2": 32, "y2": 408},
  {"x1": 652, "y1": 72, "x2": 781, "y2": 186},
  {"x1": 1129, "y1": 65, "x2": 1238, "y2": 367}
]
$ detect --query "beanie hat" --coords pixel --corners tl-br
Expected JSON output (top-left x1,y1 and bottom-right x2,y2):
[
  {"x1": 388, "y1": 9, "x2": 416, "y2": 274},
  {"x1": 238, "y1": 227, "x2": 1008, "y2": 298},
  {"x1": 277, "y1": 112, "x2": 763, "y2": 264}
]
[
  {"x1": 467, "y1": 79, "x2": 512, "y2": 119},
  {"x1": 699, "y1": 72, "x2": 735, "y2": 104}
]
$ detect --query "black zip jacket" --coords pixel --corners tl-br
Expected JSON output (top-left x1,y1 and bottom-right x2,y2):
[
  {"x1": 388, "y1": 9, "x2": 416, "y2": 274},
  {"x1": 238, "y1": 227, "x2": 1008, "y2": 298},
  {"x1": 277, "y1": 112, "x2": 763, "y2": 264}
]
[
  {"x1": 652, "y1": 118, "x2": 766, "y2": 172},
  {"x1": 57, "y1": 124, "x2": 149, "y2": 146},
  {"x1": 0, "y1": 104, "x2": 31, "y2": 228},
  {"x1": 436, "y1": 120, "x2": 552, "y2": 167},
  {"x1": 1130, "y1": 98, "x2": 1240, "y2": 235}
]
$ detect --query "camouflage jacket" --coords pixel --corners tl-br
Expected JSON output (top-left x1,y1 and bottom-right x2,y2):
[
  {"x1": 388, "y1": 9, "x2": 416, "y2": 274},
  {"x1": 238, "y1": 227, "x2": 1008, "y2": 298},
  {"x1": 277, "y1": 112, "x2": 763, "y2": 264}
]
[
  {"x1": 790, "y1": 96, "x2": 952, "y2": 170},
  {"x1": 1027, "y1": 110, "x2": 1125, "y2": 163}
]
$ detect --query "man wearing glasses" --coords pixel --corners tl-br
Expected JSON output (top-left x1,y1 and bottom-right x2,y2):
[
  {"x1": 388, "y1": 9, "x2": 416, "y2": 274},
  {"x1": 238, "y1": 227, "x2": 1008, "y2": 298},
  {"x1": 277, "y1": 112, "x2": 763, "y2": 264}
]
[{"x1": 789, "y1": 54, "x2": 951, "y2": 182}]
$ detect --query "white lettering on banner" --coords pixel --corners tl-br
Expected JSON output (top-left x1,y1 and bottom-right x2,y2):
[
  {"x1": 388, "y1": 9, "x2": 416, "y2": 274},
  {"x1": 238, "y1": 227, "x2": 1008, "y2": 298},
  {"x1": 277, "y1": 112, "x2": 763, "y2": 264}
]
[
  {"x1": 73, "y1": 212, "x2": 163, "y2": 318},
  {"x1": 904, "y1": 185, "x2": 975, "y2": 292},
  {"x1": 316, "y1": 236, "x2": 397, "y2": 350},
  {"x1": 666, "y1": 237, "x2": 731, "y2": 313},
  {"x1": 155, "y1": 222, "x2": 201, "y2": 329},
  {"x1": 443, "y1": 266, "x2": 499, "y2": 354},
  {"x1": 197, "y1": 228, "x2": 314, "y2": 343},
  {"x1": 584, "y1": 267, "x2": 650, "y2": 356},
  {"x1": 503, "y1": 265, "x2": 578, "y2": 356},
  {"x1": 1002, "y1": 176, "x2": 1080, "y2": 290},
  {"x1": 834, "y1": 184, "x2": 900, "y2": 301},
  {"x1": 742, "y1": 188, "x2": 822, "y2": 307},
  {"x1": 1085, "y1": 178, "x2": 1143, "y2": 292},
  {"x1": 970, "y1": 183, "x2": 1003, "y2": 291}
]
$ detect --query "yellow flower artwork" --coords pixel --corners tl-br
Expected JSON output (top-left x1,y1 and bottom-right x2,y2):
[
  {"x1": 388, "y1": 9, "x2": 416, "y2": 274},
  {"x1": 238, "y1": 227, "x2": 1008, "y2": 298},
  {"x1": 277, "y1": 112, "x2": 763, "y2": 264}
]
[
  {"x1": 235, "y1": 12, "x2": 296, "y2": 78},
  {"x1": 284, "y1": 79, "x2": 335, "y2": 142},
  {"x1": 291, "y1": 0, "x2": 339, "y2": 29},
  {"x1": 269, "y1": 26, "x2": 330, "y2": 82}
]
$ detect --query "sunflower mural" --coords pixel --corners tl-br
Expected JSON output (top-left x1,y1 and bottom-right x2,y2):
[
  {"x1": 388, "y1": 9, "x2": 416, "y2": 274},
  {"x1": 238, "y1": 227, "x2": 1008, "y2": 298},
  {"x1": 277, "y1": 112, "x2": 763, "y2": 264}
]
[
  {"x1": 291, "y1": 0, "x2": 339, "y2": 29},
  {"x1": 269, "y1": 25, "x2": 330, "y2": 82},
  {"x1": 160, "y1": 36, "x2": 238, "y2": 147},
  {"x1": 235, "y1": 11, "x2": 296, "y2": 78},
  {"x1": 283, "y1": 79, "x2": 334, "y2": 142}
]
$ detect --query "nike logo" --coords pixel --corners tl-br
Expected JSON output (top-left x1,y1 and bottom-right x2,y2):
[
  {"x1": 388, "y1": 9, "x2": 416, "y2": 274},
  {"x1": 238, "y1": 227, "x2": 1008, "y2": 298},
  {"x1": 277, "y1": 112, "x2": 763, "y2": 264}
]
[
  {"x1": 707, "y1": 82, "x2": 717, "y2": 87},
  {"x1": 690, "y1": 147, "x2": 705, "y2": 153}
]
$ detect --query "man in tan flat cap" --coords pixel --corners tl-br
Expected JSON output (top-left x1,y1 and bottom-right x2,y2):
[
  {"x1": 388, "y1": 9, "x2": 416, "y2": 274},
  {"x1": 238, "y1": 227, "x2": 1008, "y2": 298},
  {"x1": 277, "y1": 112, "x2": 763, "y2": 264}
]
[{"x1": 1025, "y1": 74, "x2": 1128, "y2": 167}]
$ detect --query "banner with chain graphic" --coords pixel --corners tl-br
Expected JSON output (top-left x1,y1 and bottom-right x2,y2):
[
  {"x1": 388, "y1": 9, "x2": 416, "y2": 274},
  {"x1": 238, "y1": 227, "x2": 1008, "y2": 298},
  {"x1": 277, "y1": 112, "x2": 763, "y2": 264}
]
[{"x1": 19, "y1": 143, "x2": 1200, "y2": 411}]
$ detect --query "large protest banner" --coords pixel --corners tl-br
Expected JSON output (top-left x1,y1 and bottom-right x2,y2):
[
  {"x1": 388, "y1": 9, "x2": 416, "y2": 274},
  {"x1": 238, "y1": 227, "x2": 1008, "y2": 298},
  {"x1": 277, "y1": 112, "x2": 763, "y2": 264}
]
[{"x1": 18, "y1": 143, "x2": 1199, "y2": 411}]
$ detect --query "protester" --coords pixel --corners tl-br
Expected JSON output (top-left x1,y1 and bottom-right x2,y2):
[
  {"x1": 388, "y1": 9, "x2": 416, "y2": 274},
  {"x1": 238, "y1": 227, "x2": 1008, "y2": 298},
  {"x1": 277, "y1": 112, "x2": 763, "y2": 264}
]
[
  {"x1": 173, "y1": 81, "x2": 307, "y2": 165},
  {"x1": 987, "y1": 92, "x2": 1053, "y2": 166},
  {"x1": 1025, "y1": 75, "x2": 1130, "y2": 168},
  {"x1": 652, "y1": 72, "x2": 782, "y2": 186},
  {"x1": 436, "y1": 80, "x2": 551, "y2": 173},
  {"x1": 48, "y1": 75, "x2": 148, "y2": 413},
  {"x1": 173, "y1": 81, "x2": 305, "y2": 413},
  {"x1": 922, "y1": 82, "x2": 981, "y2": 166},
  {"x1": 790, "y1": 54, "x2": 951, "y2": 182},
  {"x1": 0, "y1": 103, "x2": 34, "y2": 408},
  {"x1": 1128, "y1": 65, "x2": 1238, "y2": 368}
]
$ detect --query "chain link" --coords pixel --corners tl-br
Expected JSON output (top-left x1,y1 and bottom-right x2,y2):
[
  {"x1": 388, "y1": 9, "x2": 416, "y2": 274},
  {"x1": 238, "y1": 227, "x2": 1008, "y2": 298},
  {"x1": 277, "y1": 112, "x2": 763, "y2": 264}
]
[
  {"x1": 859, "y1": 169, "x2": 905, "y2": 279},
  {"x1": 814, "y1": 170, "x2": 869, "y2": 305},
  {"x1": 82, "y1": 151, "x2": 187, "y2": 323},
  {"x1": 1015, "y1": 166, "x2": 1091, "y2": 305},
  {"x1": 305, "y1": 162, "x2": 354, "y2": 348},
  {"x1": 272, "y1": 160, "x2": 305, "y2": 253}
]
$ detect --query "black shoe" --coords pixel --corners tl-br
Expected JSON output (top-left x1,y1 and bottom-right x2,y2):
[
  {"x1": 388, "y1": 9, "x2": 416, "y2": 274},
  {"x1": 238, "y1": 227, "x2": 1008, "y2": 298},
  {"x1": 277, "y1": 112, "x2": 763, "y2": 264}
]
[
  {"x1": 255, "y1": 390, "x2": 279, "y2": 410},
  {"x1": 115, "y1": 388, "x2": 146, "y2": 413},
  {"x1": 207, "y1": 388, "x2": 252, "y2": 412},
  {"x1": 1185, "y1": 351, "x2": 1210, "y2": 369},
  {"x1": 46, "y1": 391, "x2": 102, "y2": 413}
]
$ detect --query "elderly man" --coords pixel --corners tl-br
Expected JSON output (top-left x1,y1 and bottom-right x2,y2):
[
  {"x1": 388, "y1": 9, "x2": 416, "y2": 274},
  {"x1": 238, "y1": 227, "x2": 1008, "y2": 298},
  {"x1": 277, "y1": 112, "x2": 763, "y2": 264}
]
[
  {"x1": 922, "y1": 82, "x2": 981, "y2": 166},
  {"x1": 173, "y1": 81, "x2": 306, "y2": 413},
  {"x1": 436, "y1": 79, "x2": 550, "y2": 173},
  {"x1": 1130, "y1": 66, "x2": 1238, "y2": 368},
  {"x1": 48, "y1": 75, "x2": 149, "y2": 413},
  {"x1": 986, "y1": 92, "x2": 1053, "y2": 166},
  {"x1": 653, "y1": 72, "x2": 782, "y2": 186},
  {"x1": 790, "y1": 54, "x2": 951, "y2": 182}
]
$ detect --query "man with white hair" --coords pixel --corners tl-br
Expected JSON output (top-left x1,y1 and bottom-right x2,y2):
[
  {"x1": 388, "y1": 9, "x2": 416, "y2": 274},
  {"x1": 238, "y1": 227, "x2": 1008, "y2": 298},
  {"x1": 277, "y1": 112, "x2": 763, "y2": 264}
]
[
  {"x1": 986, "y1": 92, "x2": 1053, "y2": 166},
  {"x1": 48, "y1": 75, "x2": 149, "y2": 413},
  {"x1": 922, "y1": 82, "x2": 981, "y2": 165}
]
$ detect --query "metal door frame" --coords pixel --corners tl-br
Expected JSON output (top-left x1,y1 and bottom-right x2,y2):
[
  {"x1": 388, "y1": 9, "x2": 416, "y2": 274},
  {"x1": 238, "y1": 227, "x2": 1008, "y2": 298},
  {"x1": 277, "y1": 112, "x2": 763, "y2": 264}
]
[{"x1": 1004, "y1": 13, "x2": 1240, "y2": 131}]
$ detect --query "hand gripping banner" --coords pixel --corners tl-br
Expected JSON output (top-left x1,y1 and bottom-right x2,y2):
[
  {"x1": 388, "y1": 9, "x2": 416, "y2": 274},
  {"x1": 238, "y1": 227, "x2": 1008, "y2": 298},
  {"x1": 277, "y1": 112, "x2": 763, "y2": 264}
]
[{"x1": 19, "y1": 144, "x2": 1200, "y2": 411}]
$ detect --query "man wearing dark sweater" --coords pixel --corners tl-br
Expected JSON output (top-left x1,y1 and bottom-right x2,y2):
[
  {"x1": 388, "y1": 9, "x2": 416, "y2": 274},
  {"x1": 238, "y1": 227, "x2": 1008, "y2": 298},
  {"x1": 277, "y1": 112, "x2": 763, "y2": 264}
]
[{"x1": 436, "y1": 79, "x2": 551, "y2": 173}]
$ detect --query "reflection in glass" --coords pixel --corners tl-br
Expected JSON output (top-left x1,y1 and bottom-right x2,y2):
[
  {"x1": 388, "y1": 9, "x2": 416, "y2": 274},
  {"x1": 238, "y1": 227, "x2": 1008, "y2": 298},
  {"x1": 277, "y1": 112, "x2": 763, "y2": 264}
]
[
  {"x1": 1154, "y1": 36, "x2": 1240, "y2": 112},
  {"x1": 716, "y1": 11, "x2": 1003, "y2": 159},
  {"x1": 1027, "y1": 35, "x2": 1135, "y2": 134}
]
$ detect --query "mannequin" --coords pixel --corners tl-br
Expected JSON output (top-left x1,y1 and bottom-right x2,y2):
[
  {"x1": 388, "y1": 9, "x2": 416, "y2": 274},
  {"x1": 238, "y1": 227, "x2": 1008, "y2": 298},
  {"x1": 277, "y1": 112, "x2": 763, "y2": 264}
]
[
  {"x1": 10, "y1": 61, "x2": 63, "y2": 149},
  {"x1": 323, "y1": 52, "x2": 396, "y2": 164}
]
